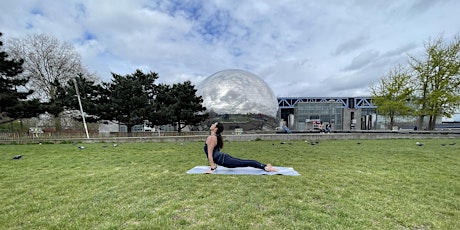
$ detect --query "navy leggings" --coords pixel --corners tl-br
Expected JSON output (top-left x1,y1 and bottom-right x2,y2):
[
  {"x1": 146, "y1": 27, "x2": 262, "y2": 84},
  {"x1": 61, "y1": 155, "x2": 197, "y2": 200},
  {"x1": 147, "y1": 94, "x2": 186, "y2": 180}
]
[{"x1": 204, "y1": 145, "x2": 266, "y2": 169}]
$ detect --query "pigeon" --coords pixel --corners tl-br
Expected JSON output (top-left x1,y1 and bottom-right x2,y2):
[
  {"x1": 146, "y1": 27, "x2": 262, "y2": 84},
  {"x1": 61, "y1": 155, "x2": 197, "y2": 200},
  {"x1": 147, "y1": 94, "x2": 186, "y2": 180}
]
[
  {"x1": 78, "y1": 146, "x2": 86, "y2": 149},
  {"x1": 416, "y1": 142, "x2": 424, "y2": 146},
  {"x1": 12, "y1": 155, "x2": 22, "y2": 160}
]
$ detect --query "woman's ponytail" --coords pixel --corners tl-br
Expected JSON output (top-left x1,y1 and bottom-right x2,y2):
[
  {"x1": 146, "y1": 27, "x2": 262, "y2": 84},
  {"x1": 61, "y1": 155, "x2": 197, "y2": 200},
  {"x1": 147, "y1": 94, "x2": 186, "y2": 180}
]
[{"x1": 216, "y1": 123, "x2": 224, "y2": 149}]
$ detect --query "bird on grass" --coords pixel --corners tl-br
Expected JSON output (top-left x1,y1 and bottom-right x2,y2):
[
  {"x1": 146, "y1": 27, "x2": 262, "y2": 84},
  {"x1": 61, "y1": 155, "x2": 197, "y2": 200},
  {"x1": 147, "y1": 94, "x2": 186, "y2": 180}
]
[
  {"x1": 78, "y1": 146, "x2": 86, "y2": 149},
  {"x1": 416, "y1": 142, "x2": 424, "y2": 146},
  {"x1": 449, "y1": 143, "x2": 456, "y2": 145},
  {"x1": 12, "y1": 155, "x2": 22, "y2": 160},
  {"x1": 113, "y1": 144, "x2": 118, "y2": 147},
  {"x1": 304, "y1": 140, "x2": 319, "y2": 145}
]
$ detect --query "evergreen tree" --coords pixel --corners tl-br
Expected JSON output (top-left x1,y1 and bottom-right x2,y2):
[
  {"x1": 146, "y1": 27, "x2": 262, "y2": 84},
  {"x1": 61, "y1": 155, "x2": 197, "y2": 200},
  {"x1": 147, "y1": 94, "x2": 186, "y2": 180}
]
[
  {"x1": 41, "y1": 79, "x2": 67, "y2": 131},
  {"x1": 154, "y1": 81, "x2": 207, "y2": 133},
  {"x1": 0, "y1": 32, "x2": 37, "y2": 124},
  {"x1": 150, "y1": 83, "x2": 174, "y2": 126},
  {"x1": 63, "y1": 74, "x2": 110, "y2": 123},
  {"x1": 101, "y1": 70, "x2": 158, "y2": 134}
]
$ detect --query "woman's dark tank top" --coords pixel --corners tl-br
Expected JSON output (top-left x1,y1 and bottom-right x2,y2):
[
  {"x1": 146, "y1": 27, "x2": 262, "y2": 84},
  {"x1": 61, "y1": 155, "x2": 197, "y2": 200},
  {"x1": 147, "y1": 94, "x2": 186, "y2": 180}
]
[
  {"x1": 203, "y1": 143, "x2": 225, "y2": 164},
  {"x1": 203, "y1": 143, "x2": 218, "y2": 155}
]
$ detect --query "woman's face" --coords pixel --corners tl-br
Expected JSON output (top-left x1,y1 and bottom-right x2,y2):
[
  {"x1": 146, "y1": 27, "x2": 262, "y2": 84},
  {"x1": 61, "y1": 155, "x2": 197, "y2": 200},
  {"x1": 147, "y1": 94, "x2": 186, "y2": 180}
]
[{"x1": 210, "y1": 122, "x2": 218, "y2": 131}]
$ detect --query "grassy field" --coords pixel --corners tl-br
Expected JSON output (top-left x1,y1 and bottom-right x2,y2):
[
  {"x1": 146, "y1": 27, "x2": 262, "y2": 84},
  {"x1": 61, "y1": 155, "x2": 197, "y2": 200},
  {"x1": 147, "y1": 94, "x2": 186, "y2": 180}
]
[{"x1": 1, "y1": 138, "x2": 459, "y2": 229}]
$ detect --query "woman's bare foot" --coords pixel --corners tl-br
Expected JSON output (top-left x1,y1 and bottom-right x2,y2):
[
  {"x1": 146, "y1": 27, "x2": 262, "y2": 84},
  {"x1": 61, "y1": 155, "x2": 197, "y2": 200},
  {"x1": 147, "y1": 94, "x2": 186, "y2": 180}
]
[{"x1": 264, "y1": 164, "x2": 278, "y2": 172}]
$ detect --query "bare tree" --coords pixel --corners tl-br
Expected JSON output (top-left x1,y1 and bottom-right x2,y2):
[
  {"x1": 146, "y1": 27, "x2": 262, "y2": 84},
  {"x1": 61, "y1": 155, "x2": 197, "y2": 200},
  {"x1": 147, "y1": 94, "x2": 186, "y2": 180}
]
[
  {"x1": 6, "y1": 34, "x2": 87, "y2": 102},
  {"x1": 5, "y1": 34, "x2": 95, "y2": 131}
]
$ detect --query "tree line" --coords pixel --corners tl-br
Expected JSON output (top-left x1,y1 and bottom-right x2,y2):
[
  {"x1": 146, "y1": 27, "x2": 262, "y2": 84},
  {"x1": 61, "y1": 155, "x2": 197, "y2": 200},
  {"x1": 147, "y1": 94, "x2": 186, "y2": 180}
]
[
  {"x1": 3, "y1": 32, "x2": 460, "y2": 132},
  {"x1": 370, "y1": 35, "x2": 460, "y2": 130},
  {"x1": 0, "y1": 32, "x2": 207, "y2": 133}
]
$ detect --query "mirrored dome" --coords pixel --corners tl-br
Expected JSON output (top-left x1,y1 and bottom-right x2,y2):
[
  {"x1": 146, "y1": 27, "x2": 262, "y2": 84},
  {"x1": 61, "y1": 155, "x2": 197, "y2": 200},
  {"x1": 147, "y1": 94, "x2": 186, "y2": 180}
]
[{"x1": 197, "y1": 69, "x2": 279, "y2": 117}]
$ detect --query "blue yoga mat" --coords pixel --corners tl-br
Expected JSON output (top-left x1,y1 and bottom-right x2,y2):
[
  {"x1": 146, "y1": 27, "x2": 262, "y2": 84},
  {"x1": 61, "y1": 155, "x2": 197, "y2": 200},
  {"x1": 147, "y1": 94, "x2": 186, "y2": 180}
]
[{"x1": 187, "y1": 166, "x2": 300, "y2": 176}]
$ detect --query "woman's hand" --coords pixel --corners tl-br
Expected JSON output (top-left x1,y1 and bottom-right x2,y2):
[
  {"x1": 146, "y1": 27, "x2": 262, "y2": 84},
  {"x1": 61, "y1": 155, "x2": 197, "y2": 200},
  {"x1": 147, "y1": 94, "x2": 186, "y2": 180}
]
[{"x1": 205, "y1": 166, "x2": 217, "y2": 174}]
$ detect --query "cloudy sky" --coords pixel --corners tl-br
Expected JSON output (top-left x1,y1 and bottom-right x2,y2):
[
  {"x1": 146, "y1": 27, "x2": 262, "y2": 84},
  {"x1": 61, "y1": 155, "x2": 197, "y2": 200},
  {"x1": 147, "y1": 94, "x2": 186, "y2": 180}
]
[{"x1": 1, "y1": 0, "x2": 459, "y2": 100}]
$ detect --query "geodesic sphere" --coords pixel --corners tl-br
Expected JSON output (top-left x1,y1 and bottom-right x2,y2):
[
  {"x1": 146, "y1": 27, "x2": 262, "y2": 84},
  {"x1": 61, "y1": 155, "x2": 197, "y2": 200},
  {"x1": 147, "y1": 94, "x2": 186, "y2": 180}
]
[{"x1": 197, "y1": 69, "x2": 279, "y2": 117}]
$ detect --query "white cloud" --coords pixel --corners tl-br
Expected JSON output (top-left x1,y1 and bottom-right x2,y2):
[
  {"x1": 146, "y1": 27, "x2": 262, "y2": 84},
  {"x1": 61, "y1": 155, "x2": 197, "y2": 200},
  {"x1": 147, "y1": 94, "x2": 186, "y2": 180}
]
[{"x1": 1, "y1": 0, "x2": 459, "y2": 100}]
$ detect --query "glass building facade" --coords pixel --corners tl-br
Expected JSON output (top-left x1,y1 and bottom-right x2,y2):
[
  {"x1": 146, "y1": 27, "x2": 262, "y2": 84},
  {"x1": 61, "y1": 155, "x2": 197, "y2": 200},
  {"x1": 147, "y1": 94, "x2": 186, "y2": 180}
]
[{"x1": 293, "y1": 101, "x2": 344, "y2": 131}]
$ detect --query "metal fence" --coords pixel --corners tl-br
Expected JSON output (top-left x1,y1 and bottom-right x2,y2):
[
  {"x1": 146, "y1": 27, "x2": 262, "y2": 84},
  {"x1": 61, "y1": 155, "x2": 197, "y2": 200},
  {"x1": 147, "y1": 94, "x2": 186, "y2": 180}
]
[{"x1": 0, "y1": 131, "x2": 209, "y2": 142}]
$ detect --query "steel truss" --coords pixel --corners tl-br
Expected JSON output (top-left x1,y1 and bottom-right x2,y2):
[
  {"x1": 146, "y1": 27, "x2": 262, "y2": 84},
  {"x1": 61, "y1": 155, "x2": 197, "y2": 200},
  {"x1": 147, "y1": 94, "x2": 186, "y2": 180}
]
[{"x1": 278, "y1": 97, "x2": 376, "y2": 109}]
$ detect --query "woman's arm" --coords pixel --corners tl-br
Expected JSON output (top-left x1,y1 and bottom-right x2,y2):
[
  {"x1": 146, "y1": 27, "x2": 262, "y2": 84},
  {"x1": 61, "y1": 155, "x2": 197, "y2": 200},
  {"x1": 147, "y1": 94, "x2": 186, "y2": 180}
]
[{"x1": 205, "y1": 136, "x2": 217, "y2": 173}]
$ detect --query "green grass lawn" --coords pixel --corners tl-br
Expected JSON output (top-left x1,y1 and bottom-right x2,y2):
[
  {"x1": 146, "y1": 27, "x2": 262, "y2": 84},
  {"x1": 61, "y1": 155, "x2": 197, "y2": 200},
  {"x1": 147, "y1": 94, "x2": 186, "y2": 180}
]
[{"x1": 1, "y1": 138, "x2": 459, "y2": 229}]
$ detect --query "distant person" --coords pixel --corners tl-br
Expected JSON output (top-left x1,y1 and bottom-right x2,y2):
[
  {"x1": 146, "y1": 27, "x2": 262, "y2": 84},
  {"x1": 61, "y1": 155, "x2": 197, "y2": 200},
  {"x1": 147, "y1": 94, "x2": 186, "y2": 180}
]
[
  {"x1": 318, "y1": 122, "x2": 325, "y2": 133},
  {"x1": 325, "y1": 123, "x2": 331, "y2": 133},
  {"x1": 282, "y1": 125, "x2": 292, "y2": 134},
  {"x1": 203, "y1": 122, "x2": 278, "y2": 174}
]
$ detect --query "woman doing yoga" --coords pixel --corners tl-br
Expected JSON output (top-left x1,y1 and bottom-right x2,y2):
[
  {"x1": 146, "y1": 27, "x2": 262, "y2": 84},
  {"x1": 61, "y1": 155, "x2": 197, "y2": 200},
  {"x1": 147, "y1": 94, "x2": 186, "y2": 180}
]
[{"x1": 204, "y1": 122, "x2": 278, "y2": 174}]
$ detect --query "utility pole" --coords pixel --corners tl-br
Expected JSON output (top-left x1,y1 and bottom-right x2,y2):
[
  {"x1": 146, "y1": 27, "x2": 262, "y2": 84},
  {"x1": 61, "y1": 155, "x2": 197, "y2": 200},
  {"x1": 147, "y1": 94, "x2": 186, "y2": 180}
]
[{"x1": 73, "y1": 78, "x2": 90, "y2": 139}]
